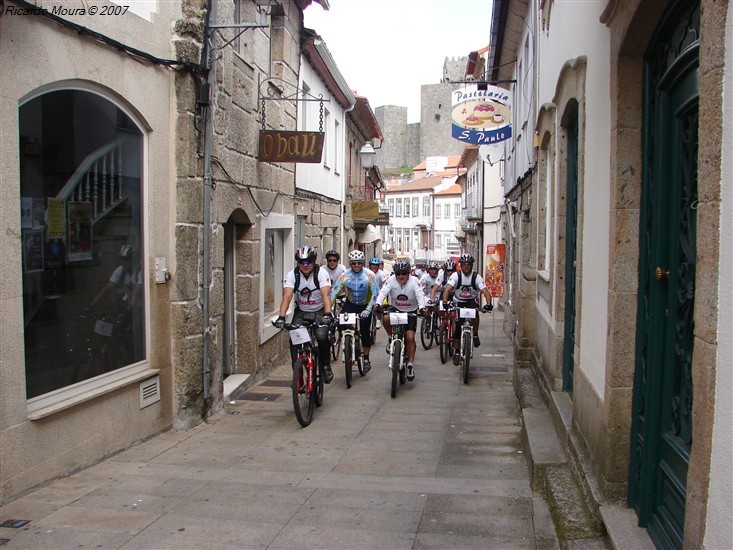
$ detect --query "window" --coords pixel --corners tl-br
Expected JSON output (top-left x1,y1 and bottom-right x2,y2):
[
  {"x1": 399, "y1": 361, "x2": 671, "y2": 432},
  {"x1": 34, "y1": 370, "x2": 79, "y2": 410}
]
[
  {"x1": 261, "y1": 214, "x2": 293, "y2": 342},
  {"x1": 404, "y1": 198, "x2": 410, "y2": 217},
  {"x1": 412, "y1": 198, "x2": 419, "y2": 217},
  {"x1": 19, "y1": 89, "x2": 145, "y2": 399},
  {"x1": 322, "y1": 108, "x2": 331, "y2": 168},
  {"x1": 333, "y1": 120, "x2": 340, "y2": 173},
  {"x1": 396, "y1": 198, "x2": 402, "y2": 217},
  {"x1": 435, "y1": 204, "x2": 442, "y2": 218},
  {"x1": 388, "y1": 199, "x2": 394, "y2": 216},
  {"x1": 454, "y1": 204, "x2": 460, "y2": 218},
  {"x1": 423, "y1": 197, "x2": 430, "y2": 217},
  {"x1": 436, "y1": 233, "x2": 442, "y2": 247},
  {"x1": 300, "y1": 82, "x2": 310, "y2": 130}
]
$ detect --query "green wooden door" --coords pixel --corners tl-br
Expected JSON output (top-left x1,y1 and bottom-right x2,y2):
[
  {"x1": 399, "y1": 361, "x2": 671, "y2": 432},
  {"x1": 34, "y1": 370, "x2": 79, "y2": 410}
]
[
  {"x1": 629, "y1": 2, "x2": 699, "y2": 549},
  {"x1": 562, "y1": 105, "x2": 579, "y2": 393}
]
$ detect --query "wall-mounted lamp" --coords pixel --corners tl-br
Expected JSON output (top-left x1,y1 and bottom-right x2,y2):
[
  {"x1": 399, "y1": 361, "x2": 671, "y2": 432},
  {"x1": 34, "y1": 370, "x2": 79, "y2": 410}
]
[{"x1": 359, "y1": 142, "x2": 376, "y2": 171}]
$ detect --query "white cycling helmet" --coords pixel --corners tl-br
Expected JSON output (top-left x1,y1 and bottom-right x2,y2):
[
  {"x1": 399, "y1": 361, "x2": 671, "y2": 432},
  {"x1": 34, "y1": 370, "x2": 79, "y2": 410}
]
[{"x1": 348, "y1": 250, "x2": 366, "y2": 263}]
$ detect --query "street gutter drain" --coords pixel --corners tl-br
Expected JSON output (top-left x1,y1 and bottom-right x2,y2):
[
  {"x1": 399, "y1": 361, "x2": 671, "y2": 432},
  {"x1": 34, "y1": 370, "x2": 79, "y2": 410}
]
[
  {"x1": 258, "y1": 380, "x2": 291, "y2": 387},
  {"x1": 241, "y1": 392, "x2": 281, "y2": 401}
]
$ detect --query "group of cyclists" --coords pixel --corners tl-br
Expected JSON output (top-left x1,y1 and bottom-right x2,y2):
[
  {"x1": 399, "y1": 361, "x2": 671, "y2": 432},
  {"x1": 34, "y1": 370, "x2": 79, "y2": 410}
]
[{"x1": 274, "y1": 244, "x2": 493, "y2": 385}]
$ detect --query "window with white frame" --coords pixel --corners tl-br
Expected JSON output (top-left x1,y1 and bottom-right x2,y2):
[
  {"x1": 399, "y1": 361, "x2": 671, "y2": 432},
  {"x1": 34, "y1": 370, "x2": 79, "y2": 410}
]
[
  {"x1": 435, "y1": 204, "x2": 441, "y2": 218},
  {"x1": 436, "y1": 233, "x2": 442, "y2": 247},
  {"x1": 322, "y1": 108, "x2": 331, "y2": 168},
  {"x1": 412, "y1": 198, "x2": 419, "y2": 217},
  {"x1": 404, "y1": 198, "x2": 410, "y2": 217},
  {"x1": 538, "y1": 135, "x2": 552, "y2": 275},
  {"x1": 388, "y1": 199, "x2": 394, "y2": 216},
  {"x1": 333, "y1": 119, "x2": 340, "y2": 174},
  {"x1": 300, "y1": 81, "x2": 310, "y2": 130},
  {"x1": 261, "y1": 214, "x2": 293, "y2": 341},
  {"x1": 396, "y1": 198, "x2": 402, "y2": 217},
  {"x1": 454, "y1": 204, "x2": 460, "y2": 218},
  {"x1": 423, "y1": 197, "x2": 430, "y2": 217}
]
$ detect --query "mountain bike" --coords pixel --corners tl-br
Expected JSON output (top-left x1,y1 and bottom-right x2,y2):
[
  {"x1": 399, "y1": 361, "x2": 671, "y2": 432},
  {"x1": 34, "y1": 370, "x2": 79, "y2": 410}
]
[
  {"x1": 369, "y1": 307, "x2": 379, "y2": 344},
  {"x1": 338, "y1": 312, "x2": 367, "y2": 388},
  {"x1": 419, "y1": 303, "x2": 438, "y2": 350},
  {"x1": 383, "y1": 308, "x2": 418, "y2": 398},
  {"x1": 450, "y1": 305, "x2": 482, "y2": 384},
  {"x1": 437, "y1": 302, "x2": 457, "y2": 364},
  {"x1": 275, "y1": 317, "x2": 326, "y2": 427}
]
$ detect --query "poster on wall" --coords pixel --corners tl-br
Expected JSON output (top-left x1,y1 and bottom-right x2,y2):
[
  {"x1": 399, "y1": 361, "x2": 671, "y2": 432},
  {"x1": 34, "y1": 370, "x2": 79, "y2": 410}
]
[
  {"x1": 68, "y1": 202, "x2": 93, "y2": 262},
  {"x1": 47, "y1": 198, "x2": 66, "y2": 240},
  {"x1": 485, "y1": 244, "x2": 505, "y2": 298},
  {"x1": 22, "y1": 229, "x2": 44, "y2": 273}
]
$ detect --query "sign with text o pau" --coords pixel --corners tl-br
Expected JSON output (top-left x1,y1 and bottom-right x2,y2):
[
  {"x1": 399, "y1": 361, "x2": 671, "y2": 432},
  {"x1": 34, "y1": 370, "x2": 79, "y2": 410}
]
[{"x1": 258, "y1": 130, "x2": 325, "y2": 163}]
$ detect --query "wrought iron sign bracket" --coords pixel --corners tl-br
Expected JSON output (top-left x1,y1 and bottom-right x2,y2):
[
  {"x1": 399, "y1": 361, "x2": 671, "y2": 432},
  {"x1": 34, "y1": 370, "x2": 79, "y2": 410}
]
[{"x1": 258, "y1": 77, "x2": 330, "y2": 132}]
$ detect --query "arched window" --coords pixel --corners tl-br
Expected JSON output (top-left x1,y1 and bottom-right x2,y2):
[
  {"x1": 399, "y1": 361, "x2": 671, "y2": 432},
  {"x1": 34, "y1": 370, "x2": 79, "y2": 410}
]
[{"x1": 19, "y1": 89, "x2": 145, "y2": 398}]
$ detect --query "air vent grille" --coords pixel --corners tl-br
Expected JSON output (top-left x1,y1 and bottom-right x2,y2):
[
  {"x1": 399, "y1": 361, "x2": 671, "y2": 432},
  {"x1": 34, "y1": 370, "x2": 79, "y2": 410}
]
[{"x1": 139, "y1": 376, "x2": 160, "y2": 409}]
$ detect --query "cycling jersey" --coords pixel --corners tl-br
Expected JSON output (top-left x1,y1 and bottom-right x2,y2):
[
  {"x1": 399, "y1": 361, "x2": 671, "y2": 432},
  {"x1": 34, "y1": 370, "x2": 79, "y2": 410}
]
[
  {"x1": 369, "y1": 267, "x2": 387, "y2": 288},
  {"x1": 375, "y1": 274, "x2": 428, "y2": 312},
  {"x1": 419, "y1": 272, "x2": 438, "y2": 295},
  {"x1": 446, "y1": 270, "x2": 487, "y2": 302},
  {"x1": 330, "y1": 268, "x2": 379, "y2": 307},
  {"x1": 324, "y1": 263, "x2": 346, "y2": 286},
  {"x1": 283, "y1": 267, "x2": 331, "y2": 312}
]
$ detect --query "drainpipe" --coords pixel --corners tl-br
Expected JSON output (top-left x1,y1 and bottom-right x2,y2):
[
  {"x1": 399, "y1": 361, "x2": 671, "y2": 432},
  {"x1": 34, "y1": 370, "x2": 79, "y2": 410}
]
[{"x1": 201, "y1": 0, "x2": 219, "y2": 405}]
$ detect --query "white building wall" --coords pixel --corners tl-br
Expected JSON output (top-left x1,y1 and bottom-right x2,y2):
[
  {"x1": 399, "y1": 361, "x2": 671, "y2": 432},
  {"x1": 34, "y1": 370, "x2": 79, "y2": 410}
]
[
  {"x1": 296, "y1": 60, "x2": 346, "y2": 202},
  {"x1": 537, "y1": 0, "x2": 612, "y2": 395}
]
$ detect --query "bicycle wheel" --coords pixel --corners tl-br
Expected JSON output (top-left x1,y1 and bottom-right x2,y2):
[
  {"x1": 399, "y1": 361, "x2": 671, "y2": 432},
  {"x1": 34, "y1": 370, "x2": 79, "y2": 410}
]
[
  {"x1": 292, "y1": 357, "x2": 315, "y2": 427},
  {"x1": 343, "y1": 333, "x2": 353, "y2": 388},
  {"x1": 462, "y1": 331, "x2": 471, "y2": 384},
  {"x1": 370, "y1": 315, "x2": 378, "y2": 344},
  {"x1": 315, "y1": 358, "x2": 324, "y2": 407},
  {"x1": 390, "y1": 339, "x2": 401, "y2": 398},
  {"x1": 439, "y1": 325, "x2": 449, "y2": 364},
  {"x1": 330, "y1": 328, "x2": 342, "y2": 361},
  {"x1": 420, "y1": 314, "x2": 433, "y2": 350}
]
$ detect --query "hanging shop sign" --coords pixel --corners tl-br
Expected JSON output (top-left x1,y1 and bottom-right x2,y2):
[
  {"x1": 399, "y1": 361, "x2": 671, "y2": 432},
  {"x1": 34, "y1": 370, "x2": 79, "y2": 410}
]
[
  {"x1": 450, "y1": 85, "x2": 512, "y2": 145},
  {"x1": 258, "y1": 130, "x2": 325, "y2": 163},
  {"x1": 352, "y1": 200, "x2": 390, "y2": 226},
  {"x1": 485, "y1": 244, "x2": 506, "y2": 298}
]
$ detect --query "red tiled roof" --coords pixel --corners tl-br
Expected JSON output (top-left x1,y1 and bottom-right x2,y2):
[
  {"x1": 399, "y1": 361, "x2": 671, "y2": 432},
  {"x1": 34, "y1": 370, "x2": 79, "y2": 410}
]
[{"x1": 435, "y1": 184, "x2": 461, "y2": 195}]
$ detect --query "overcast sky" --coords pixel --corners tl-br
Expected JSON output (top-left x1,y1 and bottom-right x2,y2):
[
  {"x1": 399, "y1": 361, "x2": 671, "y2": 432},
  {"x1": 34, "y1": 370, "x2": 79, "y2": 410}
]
[{"x1": 303, "y1": 0, "x2": 493, "y2": 123}]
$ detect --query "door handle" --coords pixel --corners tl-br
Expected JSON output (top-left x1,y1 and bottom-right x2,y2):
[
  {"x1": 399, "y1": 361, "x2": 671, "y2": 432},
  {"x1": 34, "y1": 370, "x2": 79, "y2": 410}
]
[{"x1": 655, "y1": 267, "x2": 670, "y2": 280}]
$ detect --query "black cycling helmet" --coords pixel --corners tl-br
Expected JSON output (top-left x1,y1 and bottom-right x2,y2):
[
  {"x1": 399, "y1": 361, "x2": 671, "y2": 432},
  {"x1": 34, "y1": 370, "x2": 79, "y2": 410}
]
[
  {"x1": 325, "y1": 250, "x2": 340, "y2": 260},
  {"x1": 459, "y1": 253, "x2": 475, "y2": 264},
  {"x1": 295, "y1": 245, "x2": 317, "y2": 262},
  {"x1": 393, "y1": 259, "x2": 411, "y2": 274},
  {"x1": 444, "y1": 259, "x2": 456, "y2": 271}
]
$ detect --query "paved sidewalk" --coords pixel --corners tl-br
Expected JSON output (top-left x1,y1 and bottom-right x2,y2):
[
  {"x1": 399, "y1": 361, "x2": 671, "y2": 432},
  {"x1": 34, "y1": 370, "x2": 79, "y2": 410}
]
[{"x1": 1, "y1": 311, "x2": 559, "y2": 549}]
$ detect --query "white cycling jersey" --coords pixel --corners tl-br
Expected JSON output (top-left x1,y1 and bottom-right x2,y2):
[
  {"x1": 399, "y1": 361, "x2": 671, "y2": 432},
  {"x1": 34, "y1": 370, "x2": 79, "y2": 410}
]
[
  {"x1": 375, "y1": 274, "x2": 428, "y2": 312},
  {"x1": 446, "y1": 270, "x2": 487, "y2": 302},
  {"x1": 283, "y1": 267, "x2": 331, "y2": 312},
  {"x1": 324, "y1": 263, "x2": 346, "y2": 286},
  {"x1": 419, "y1": 272, "x2": 438, "y2": 296}
]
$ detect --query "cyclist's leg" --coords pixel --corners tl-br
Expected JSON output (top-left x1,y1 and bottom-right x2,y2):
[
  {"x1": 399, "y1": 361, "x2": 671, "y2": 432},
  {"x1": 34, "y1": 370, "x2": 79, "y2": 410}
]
[
  {"x1": 405, "y1": 314, "x2": 418, "y2": 363},
  {"x1": 314, "y1": 310, "x2": 333, "y2": 382}
]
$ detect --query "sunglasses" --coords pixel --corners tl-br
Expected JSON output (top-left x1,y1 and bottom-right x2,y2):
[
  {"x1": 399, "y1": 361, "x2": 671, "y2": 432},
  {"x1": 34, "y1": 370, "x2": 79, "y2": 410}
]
[
  {"x1": 395, "y1": 272, "x2": 409, "y2": 276},
  {"x1": 327, "y1": 258, "x2": 338, "y2": 262},
  {"x1": 350, "y1": 261, "x2": 364, "y2": 266},
  {"x1": 298, "y1": 259, "x2": 313, "y2": 265}
]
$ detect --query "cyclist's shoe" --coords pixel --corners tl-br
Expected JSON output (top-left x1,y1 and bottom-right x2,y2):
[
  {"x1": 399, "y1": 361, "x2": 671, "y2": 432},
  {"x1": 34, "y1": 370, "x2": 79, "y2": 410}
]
[
  {"x1": 473, "y1": 335, "x2": 481, "y2": 347},
  {"x1": 375, "y1": 318, "x2": 382, "y2": 329},
  {"x1": 323, "y1": 364, "x2": 334, "y2": 383},
  {"x1": 362, "y1": 356, "x2": 371, "y2": 373},
  {"x1": 406, "y1": 363, "x2": 415, "y2": 380},
  {"x1": 453, "y1": 353, "x2": 461, "y2": 366}
]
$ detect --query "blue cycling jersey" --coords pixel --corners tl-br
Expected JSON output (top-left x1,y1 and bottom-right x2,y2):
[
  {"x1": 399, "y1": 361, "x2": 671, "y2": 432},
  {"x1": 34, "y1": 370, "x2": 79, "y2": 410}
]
[{"x1": 330, "y1": 268, "x2": 379, "y2": 307}]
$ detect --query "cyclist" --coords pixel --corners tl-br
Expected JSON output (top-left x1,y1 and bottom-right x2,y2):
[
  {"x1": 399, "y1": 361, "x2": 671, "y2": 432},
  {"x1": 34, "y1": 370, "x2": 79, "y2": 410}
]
[
  {"x1": 330, "y1": 250, "x2": 380, "y2": 372},
  {"x1": 420, "y1": 262, "x2": 440, "y2": 296},
  {"x1": 274, "y1": 245, "x2": 334, "y2": 383},
  {"x1": 324, "y1": 250, "x2": 346, "y2": 286},
  {"x1": 368, "y1": 257, "x2": 388, "y2": 328},
  {"x1": 413, "y1": 261, "x2": 426, "y2": 280},
  {"x1": 430, "y1": 258, "x2": 457, "y2": 304},
  {"x1": 441, "y1": 253, "x2": 493, "y2": 365},
  {"x1": 370, "y1": 259, "x2": 428, "y2": 381},
  {"x1": 368, "y1": 257, "x2": 387, "y2": 289}
]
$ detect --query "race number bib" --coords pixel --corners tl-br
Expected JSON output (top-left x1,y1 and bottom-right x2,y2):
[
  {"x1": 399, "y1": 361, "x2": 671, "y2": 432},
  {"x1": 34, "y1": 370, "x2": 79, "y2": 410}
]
[
  {"x1": 339, "y1": 313, "x2": 357, "y2": 326},
  {"x1": 289, "y1": 327, "x2": 310, "y2": 345},
  {"x1": 458, "y1": 308, "x2": 476, "y2": 319},
  {"x1": 389, "y1": 312, "x2": 408, "y2": 325}
]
